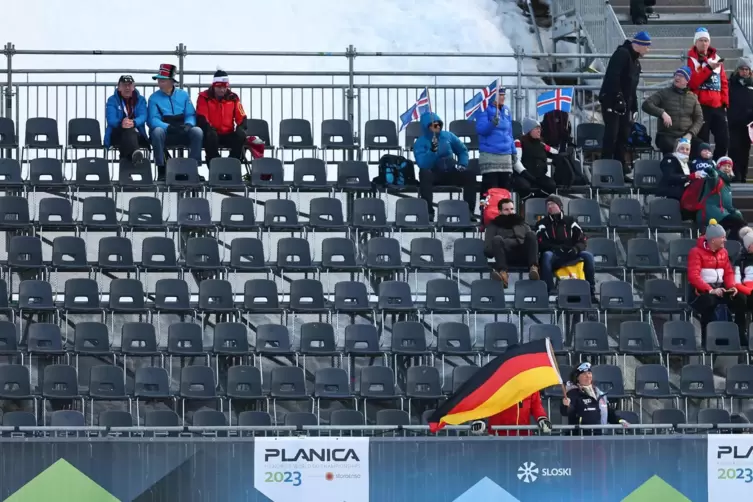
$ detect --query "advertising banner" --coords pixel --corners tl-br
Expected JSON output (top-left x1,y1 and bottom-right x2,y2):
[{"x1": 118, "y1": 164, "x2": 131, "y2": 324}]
[
  {"x1": 253, "y1": 437, "x2": 369, "y2": 502},
  {"x1": 707, "y1": 434, "x2": 753, "y2": 500}
]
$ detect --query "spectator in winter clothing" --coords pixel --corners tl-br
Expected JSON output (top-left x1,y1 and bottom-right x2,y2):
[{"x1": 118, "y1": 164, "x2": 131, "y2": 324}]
[
  {"x1": 658, "y1": 138, "x2": 706, "y2": 219},
  {"x1": 476, "y1": 88, "x2": 516, "y2": 196},
  {"x1": 599, "y1": 32, "x2": 650, "y2": 164},
  {"x1": 196, "y1": 69, "x2": 248, "y2": 164},
  {"x1": 536, "y1": 195, "x2": 595, "y2": 294},
  {"x1": 561, "y1": 362, "x2": 629, "y2": 435},
  {"x1": 483, "y1": 198, "x2": 540, "y2": 288},
  {"x1": 470, "y1": 392, "x2": 552, "y2": 436},
  {"x1": 688, "y1": 219, "x2": 747, "y2": 344},
  {"x1": 147, "y1": 64, "x2": 203, "y2": 180},
  {"x1": 104, "y1": 75, "x2": 149, "y2": 162},
  {"x1": 641, "y1": 66, "x2": 703, "y2": 154},
  {"x1": 734, "y1": 227, "x2": 753, "y2": 342},
  {"x1": 513, "y1": 118, "x2": 558, "y2": 198},
  {"x1": 414, "y1": 112, "x2": 474, "y2": 218},
  {"x1": 688, "y1": 27, "x2": 729, "y2": 160},
  {"x1": 691, "y1": 142, "x2": 717, "y2": 173},
  {"x1": 697, "y1": 156, "x2": 745, "y2": 238},
  {"x1": 728, "y1": 57, "x2": 753, "y2": 182}
]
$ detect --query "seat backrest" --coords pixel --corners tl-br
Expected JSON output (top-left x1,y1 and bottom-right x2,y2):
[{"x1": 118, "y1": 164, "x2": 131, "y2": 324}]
[
  {"x1": 198, "y1": 279, "x2": 234, "y2": 310},
  {"x1": 165, "y1": 158, "x2": 201, "y2": 186},
  {"x1": 74, "y1": 157, "x2": 110, "y2": 184},
  {"x1": 706, "y1": 321, "x2": 743, "y2": 352},
  {"x1": 289, "y1": 279, "x2": 325, "y2": 310},
  {"x1": 300, "y1": 322, "x2": 336, "y2": 353},
  {"x1": 8, "y1": 236, "x2": 43, "y2": 268},
  {"x1": 98, "y1": 237, "x2": 135, "y2": 268},
  {"x1": 320, "y1": 119, "x2": 355, "y2": 147},
  {"x1": 279, "y1": 118, "x2": 314, "y2": 148},
  {"x1": 437, "y1": 199, "x2": 472, "y2": 227},
  {"x1": 661, "y1": 320, "x2": 699, "y2": 353},
  {"x1": 452, "y1": 365, "x2": 479, "y2": 392},
  {"x1": 134, "y1": 366, "x2": 171, "y2": 397},
  {"x1": 587, "y1": 237, "x2": 619, "y2": 267},
  {"x1": 251, "y1": 157, "x2": 285, "y2": 186},
  {"x1": 0, "y1": 365, "x2": 31, "y2": 397},
  {"x1": 3, "y1": 411, "x2": 36, "y2": 427},
  {"x1": 0, "y1": 196, "x2": 30, "y2": 224},
  {"x1": 118, "y1": 157, "x2": 153, "y2": 185},
  {"x1": 154, "y1": 279, "x2": 190, "y2": 310},
  {"x1": 64, "y1": 278, "x2": 100, "y2": 310},
  {"x1": 395, "y1": 198, "x2": 430, "y2": 227},
  {"x1": 68, "y1": 118, "x2": 102, "y2": 147},
  {"x1": 599, "y1": 280, "x2": 635, "y2": 310},
  {"x1": 591, "y1": 364, "x2": 625, "y2": 394},
  {"x1": 285, "y1": 412, "x2": 317, "y2": 427},
  {"x1": 141, "y1": 237, "x2": 178, "y2": 269},
  {"x1": 514, "y1": 280, "x2": 549, "y2": 310},
  {"x1": 618, "y1": 321, "x2": 657, "y2": 352},
  {"x1": 322, "y1": 238, "x2": 357, "y2": 269},
  {"x1": 643, "y1": 279, "x2": 680, "y2": 309},
  {"x1": 29, "y1": 158, "x2": 64, "y2": 183},
  {"x1": 364, "y1": 119, "x2": 399, "y2": 148},
  {"x1": 128, "y1": 196, "x2": 163, "y2": 227},
  {"x1": 145, "y1": 410, "x2": 180, "y2": 427},
  {"x1": 19, "y1": 280, "x2": 54, "y2": 309},
  {"x1": 108, "y1": 279, "x2": 145, "y2": 310},
  {"x1": 344, "y1": 324, "x2": 380, "y2": 354},
  {"x1": 425, "y1": 279, "x2": 460, "y2": 310},
  {"x1": 697, "y1": 408, "x2": 731, "y2": 425},
  {"x1": 576, "y1": 123, "x2": 604, "y2": 150},
  {"x1": 470, "y1": 279, "x2": 507, "y2": 311},
  {"x1": 0, "y1": 320, "x2": 18, "y2": 352},
  {"x1": 238, "y1": 411, "x2": 272, "y2": 426},
  {"x1": 212, "y1": 322, "x2": 250, "y2": 354},
  {"x1": 166, "y1": 323, "x2": 204, "y2": 355},
  {"x1": 680, "y1": 364, "x2": 715, "y2": 393},
  {"x1": 269, "y1": 366, "x2": 307, "y2": 396},
  {"x1": 573, "y1": 321, "x2": 609, "y2": 351},
  {"x1": 668, "y1": 238, "x2": 696, "y2": 270},
  {"x1": 82, "y1": 196, "x2": 118, "y2": 226},
  {"x1": 179, "y1": 365, "x2": 217, "y2": 398},
  {"x1": 484, "y1": 322, "x2": 519, "y2": 353},
  {"x1": 391, "y1": 321, "x2": 427, "y2": 353},
  {"x1": 221, "y1": 198, "x2": 257, "y2": 229},
  {"x1": 0, "y1": 118, "x2": 16, "y2": 146},
  {"x1": 263, "y1": 199, "x2": 298, "y2": 227},
  {"x1": 567, "y1": 198, "x2": 602, "y2": 227},
  {"x1": 255, "y1": 324, "x2": 292, "y2": 353},
  {"x1": 42, "y1": 364, "x2": 79, "y2": 397},
  {"x1": 208, "y1": 157, "x2": 243, "y2": 186},
  {"x1": 632, "y1": 159, "x2": 662, "y2": 190},
  {"x1": 309, "y1": 198, "x2": 344, "y2": 228},
  {"x1": 557, "y1": 279, "x2": 593, "y2": 310},
  {"x1": 293, "y1": 157, "x2": 327, "y2": 185},
  {"x1": 592, "y1": 159, "x2": 626, "y2": 189},
  {"x1": 635, "y1": 364, "x2": 671, "y2": 395},
  {"x1": 243, "y1": 279, "x2": 280, "y2": 311},
  {"x1": 366, "y1": 237, "x2": 402, "y2": 268},
  {"x1": 277, "y1": 237, "x2": 312, "y2": 267},
  {"x1": 314, "y1": 367, "x2": 350, "y2": 396},
  {"x1": 0, "y1": 158, "x2": 22, "y2": 184},
  {"x1": 452, "y1": 238, "x2": 488, "y2": 269},
  {"x1": 185, "y1": 237, "x2": 221, "y2": 268},
  {"x1": 725, "y1": 364, "x2": 753, "y2": 393},
  {"x1": 377, "y1": 281, "x2": 414, "y2": 310},
  {"x1": 405, "y1": 366, "x2": 441, "y2": 397},
  {"x1": 351, "y1": 197, "x2": 387, "y2": 226},
  {"x1": 193, "y1": 409, "x2": 228, "y2": 427},
  {"x1": 626, "y1": 238, "x2": 661, "y2": 267},
  {"x1": 436, "y1": 322, "x2": 472, "y2": 353},
  {"x1": 409, "y1": 238, "x2": 445, "y2": 268},
  {"x1": 359, "y1": 366, "x2": 396, "y2": 398},
  {"x1": 330, "y1": 409, "x2": 364, "y2": 426},
  {"x1": 523, "y1": 198, "x2": 547, "y2": 226},
  {"x1": 229, "y1": 237, "x2": 266, "y2": 269},
  {"x1": 121, "y1": 322, "x2": 157, "y2": 353},
  {"x1": 51, "y1": 236, "x2": 87, "y2": 268},
  {"x1": 448, "y1": 119, "x2": 479, "y2": 149},
  {"x1": 244, "y1": 118, "x2": 272, "y2": 146},
  {"x1": 648, "y1": 197, "x2": 683, "y2": 227},
  {"x1": 405, "y1": 121, "x2": 422, "y2": 150},
  {"x1": 177, "y1": 198, "x2": 212, "y2": 227},
  {"x1": 336, "y1": 161, "x2": 371, "y2": 190},
  {"x1": 25, "y1": 117, "x2": 60, "y2": 147},
  {"x1": 227, "y1": 365, "x2": 262, "y2": 397},
  {"x1": 652, "y1": 408, "x2": 686, "y2": 425},
  {"x1": 50, "y1": 410, "x2": 85, "y2": 427},
  {"x1": 375, "y1": 409, "x2": 410, "y2": 426},
  {"x1": 529, "y1": 324, "x2": 564, "y2": 350},
  {"x1": 608, "y1": 198, "x2": 643, "y2": 226},
  {"x1": 89, "y1": 365, "x2": 126, "y2": 397}
]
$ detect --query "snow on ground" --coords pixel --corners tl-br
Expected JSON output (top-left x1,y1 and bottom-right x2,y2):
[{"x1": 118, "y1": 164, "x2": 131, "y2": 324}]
[{"x1": 0, "y1": 0, "x2": 545, "y2": 142}]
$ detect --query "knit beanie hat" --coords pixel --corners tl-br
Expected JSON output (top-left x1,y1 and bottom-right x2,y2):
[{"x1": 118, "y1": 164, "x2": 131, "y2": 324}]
[
  {"x1": 522, "y1": 117, "x2": 541, "y2": 136},
  {"x1": 741, "y1": 227, "x2": 753, "y2": 250},
  {"x1": 694, "y1": 27, "x2": 711, "y2": 43},
  {"x1": 705, "y1": 219, "x2": 726, "y2": 241},
  {"x1": 698, "y1": 142, "x2": 712, "y2": 154},
  {"x1": 632, "y1": 31, "x2": 652, "y2": 47},
  {"x1": 674, "y1": 66, "x2": 691, "y2": 82},
  {"x1": 213, "y1": 68, "x2": 229, "y2": 86},
  {"x1": 718, "y1": 156, "x2": 733, "y2": 168},
  {"x1": 738, "y1": 57, "x2": 753, "y2": 70},
  {"x1": 545, "y1": 195, "x2": 563, "y2": 211}
]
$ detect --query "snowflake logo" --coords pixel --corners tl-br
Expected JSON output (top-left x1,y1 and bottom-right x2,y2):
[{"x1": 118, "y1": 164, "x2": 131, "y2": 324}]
[{"x1": 517, "y1": 462, "x2": 539, "y2": 483}]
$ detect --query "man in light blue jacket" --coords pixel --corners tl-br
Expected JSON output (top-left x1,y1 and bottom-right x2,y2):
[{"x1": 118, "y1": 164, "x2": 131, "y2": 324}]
[
  {"x1": 475, "y1": 89, "x2": 516, "y2": 196},
  {"x1": 147, "y1": 64, "x2": 203, "y2": 180},
  {"x1": 414, "y1": 111, "x2": 474, "y2": 218}
]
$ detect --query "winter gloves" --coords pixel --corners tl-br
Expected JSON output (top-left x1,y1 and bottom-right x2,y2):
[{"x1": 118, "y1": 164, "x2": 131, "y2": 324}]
[
  {"x1": 469, "y1": 418, "x2": 553, "y2": 435},
  {"x1": 430, "y1": 135, "x2": 438, "y2": 152},
  {"x1": 537, "y1": 418, "x2": 553, "y2": 433}
]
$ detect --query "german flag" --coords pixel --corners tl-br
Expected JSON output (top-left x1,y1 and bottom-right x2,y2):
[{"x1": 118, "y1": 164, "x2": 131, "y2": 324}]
[{"x1": 428, "y1": 338, "x2": 562, "y2": 433}]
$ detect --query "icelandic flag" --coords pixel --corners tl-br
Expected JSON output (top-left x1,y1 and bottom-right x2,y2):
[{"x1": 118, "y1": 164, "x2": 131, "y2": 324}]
[
  {"x1": 464, "y1": 79, "x2": 500, "y2": 120},
  {"x1": 536, "y1": 87, "x2": 574, "y2": 116},
  {"x1": 399, "y1": 88, "x2": 432, "y2": 131}
]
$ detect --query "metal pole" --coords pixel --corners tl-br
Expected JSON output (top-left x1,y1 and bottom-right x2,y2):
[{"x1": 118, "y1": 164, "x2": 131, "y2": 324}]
[
  {"x1": 346, "y1": 44, "x2": 356, "y2": 161},
  {"x1": 177, "y1": 43, "x2": 185, "y2": 89},
  {"x1": 515, "y1": 46, "x2": 523, "y2": 119},
  {"x1": 3, "y1": 43, "x2": 14, "y2": 159}
]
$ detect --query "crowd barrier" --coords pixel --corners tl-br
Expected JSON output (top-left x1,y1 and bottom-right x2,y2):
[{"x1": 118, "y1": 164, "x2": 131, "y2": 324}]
[{"x1": 0, "y1": 425, "x2": 750, "y2": 501}]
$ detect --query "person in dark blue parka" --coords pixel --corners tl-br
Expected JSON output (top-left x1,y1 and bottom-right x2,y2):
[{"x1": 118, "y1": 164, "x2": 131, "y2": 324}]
[
  {"x1": 414, "y1": 111, "x2": 475, "y2": 218},
  {"x1": 105, "y1": 75, "x2": 149, "y2": 162}
]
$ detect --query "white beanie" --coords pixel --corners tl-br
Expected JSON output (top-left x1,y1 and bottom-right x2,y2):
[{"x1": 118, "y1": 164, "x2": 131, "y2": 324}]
[
  {"x1": 694, "y1": 27, "x2": 710, "y2": 43},
  {"x1": 741, "y1": 227, "x2": 753, "y2": 250}
]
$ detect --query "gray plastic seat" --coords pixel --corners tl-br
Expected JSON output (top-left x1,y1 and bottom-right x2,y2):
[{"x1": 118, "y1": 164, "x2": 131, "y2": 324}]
[
  {"x1": 67, "y1": 118, "x2": 103, "y2": 149},
  {"x1": 395, "y1": 198, "x2": 431, "y2": 230},
  {"x1": 81, "y1": 197, "x2": 120, "y2": 230},
  {"x1": 193, "y1": 409, "x2": 228, "y2": 427},
  {"x1": 410, "y1": 238, "x2": 446, "y2": 272},
  {"x1": 198, "y1": 279, "x2": 236, "y2": 314},
  {"x1": 255, "y1": 324, "x2": 294, "y2": 356},
  {"x1": 697, "y1": 408, "x2": 731, "y2": 425},
  {"x1": 591, "y1": 159, "x2": 628, "y2": 194},
  {"x1": 405, "y1": 366, "x2": 443, "y2": 412},
  {"x1": 238, "y1": 411, "x2": 272, "y2": 426},
  {"x1": 375, "y1": 409, "x2": 410, "y2": 426},
  {"x1": 165, "y1": 158, "x2": 201, "y2": 187},
  {"x1": 108, "y1": 279, "x2": 146, "y2": 313},
  {"x1": 557, "y1": 279, "x2": 594, "y2": 311},
  {"x1": 220, "y1": 198, "x2": 258, "y2": 231},
  {"x1": 336, "y1": 161, "x2": 371, "y2": 191},
  {"x1": 618, "y1": 321, "x2": 659, "y2": 356},
  {"x1": 227, "y1": 238, "x2": 266, "y2": 272},
  {"x1": 391, "y1": 322, "x2": 428, "y2": 356},
  {"x1": 285, "y1": 412, "x2": 317, "y2": 427},
  {"x1": 514, "y1": 280, "x2": 549, "y2": 313},
  {"x1": 25, "y1": 117, "x2": 62, "y2": 149},
  {"x1": 320, "y1": 119, "x2": 357, "y2": 150},
  {"x1": 632, "y1": 159, "x2": 662, "y2": 192},
  {"x1": 436, "y1": 323, "x2": 474, "y2": 356},
  {"x1": 651, "y1": 408, "x2": 686, "y2": 425},
  {"x1": 608, "y1": 198, "x2": 645, "y2": 231},
  {"x1": 277, "y1": 237, "x2": 315, "y2": 272},
  {"x1": 166, "y1": 323, "x2": 205, "y2": 357},
  {"x1": 74, "y1": 157, "x2": 109, "y2": 186},
  {"x1": 680, "y1": 364, "x2": 718, "y2": 399},
  {"x1": 0, "y1": 365, "x2": 33, "y2": 401},
  {"x1": 599, "y1": 280, "x2": 638, "y2": 314},
  {"x1": 177, "y1": 198, "x2": 213, "y2": 229},
  {"x1": 523, "y1": 198, "x2": 547, "y2": 227},
  {"x1": 309, "y1": 198, "x2": 346, "y2": 230},
  {"x1": 483, "y1": 322, "x2": 519, "y2": 356},
  {"x1": 0, "y1": 196, "x2": 31, "y2": 230},
  {"x1": 358, "y1": 366, "x2": 400, "y2": 404},
  {"x1": 251, "y1": 158, "x2": 286, "y2": 189},
  {"x1": 49, "y1": 410, "x2": 85, "y2": 427},
  {"x1": 322, "y1": 239, "x2": 359, "y2": 272},
  {"x1": 529, "y1": 324, "x2": 565, "y2": 353},
  {"x1": 587, "y1": 237, "x2": 622, "y2": 274},
  {"x1": 154, "y1": 279, "x2": 192, "y2": 313},
  {"x1": 127, "y1": 196, "x2": 164, "y2": 229},
  {"x1": 643, "y1": 279, "x2": 683, "y2": 313},
  {"x1": 626, "y1": 238, "x2": 664, "y2": 278},
  {"x1": 437, "y1": 200, "x2": 474, "y2": 230},
  {"x1": 573, "y1": 322, "x2": 611, "y2": 355},
  {"x1": 448, "y1": 119, "x2": 479, "y2": 150},
  {"x1": 314, "y1": 368, "x2": 354, "y2": 407},
  {"x1": 3, "y1": 411, "x2": 36, "y2": 427},
  {"x1": 634, "y1": 364, "x2": 676, "y2": 401},
  {"x1": 243, "y1": 280, "x2": 282, "y2": 314},
  {"x1": 213, "y1": 322, "x2": 250, "y2": 356},
  {"x1": 425, "y1": 279, "x2": 463, "y2": 313},
  {"x1": 141, "y1": 237, "x2": 179, "y2": 272},
  {"x1": 244, "y1": 118, "x2": 273, "y2": 148},
  {"x1": 0, "y1": 158, "x2": 23, "y2": 188},
  {"x1": 0, "y1": 118, "x2": 18, "y2": 149},
  {"x1": 330, "y1": 409, "x2": 364, "y2": 426},
  {"x1": 27, "y1": 323, "x2": 65, "y2": 356},
  {"x1": 39, "y1": 198, "x2": 75, "y2": 230},
  {"x1": 363, "y1": 119, "x2": 400, "y2": 150},
  {"x1": 145, "y1": 410, "x2": 180, "y2": 427},
  {"x1": 208, "y1": 157, "x2": 244, "y2": 188},
  {"x1": 576, "y1": 123, "x2": 604, "y2": 152},
  {"x1": 263, "y1": 199, "x2": 300, "y2": 229},
  {"x1": 470, "y1": 279, "x2": 508, "y2": 313},
  {"x1": 179, "y1": 365, "x2": 219, "y2": 420},
  {"x1": 667, "y1": 238, "x2": 696, "y2": 275},
  {"x1": 29, "y1": 158, "x2": 65, "y2": 186},
  {"x1": 366, "y1": 237, "x2": 403, "y2": 272},
  {"x1": 452, "y1": 365, "x2": 479, "y2": 392},
  {"x1": 378, "y1": 281, "x2": 415, "y2": 313},
  {"x1": 73, "y1": 322, "x2": 110, "y2": 356},
  {"x1": 278, "y1": 119, "x2": 316, "y2": 150},
  {"x1": 289, "y1": 279, "x2": 328, "y2": 313},
  {"x1": 725, "y1": 365, "x2": 753, "y2": 399},
  {"x1": 350, "y1": 197, "x2": 388, "y2": 230},
  {"x1": 705, "y1": 321, "x2": 744, "y2": 355},
  {"x1": 344, "y1": 324, "x2": 382, "y2": 357},
  {"x1": 98, "y1": 410, "x2": 134, "y2": 428},
  {"x1": 8, "y1": 236, "x2": 45, "y2": 271},
  {"x1": 404, "y1": 121, "x2": 422, "y2": 151},
  {"x1": 452, "y1": 238, "x2": 489, "y2": 272},
  {"x1": 98, "y1": 237, "x2": 136, "y2": 272},
  {"x1": 661, "y1": 320, "x2": 700, "y2": 356},
  {"x1": 567, "y1": 198, "x2": 605, "y2": 232},
  {"x1": 591, "y1": 364, "x2": 628, "y2": 399},
  {"x1": 226, "y1": 365, "x2": 264, "y2": 415},
  {"x1": 648, "y1": 198, "x2": 686, "y2": 234},
  {"x1": 300, "y1": 322, "x2": 338, "y2": 356}
]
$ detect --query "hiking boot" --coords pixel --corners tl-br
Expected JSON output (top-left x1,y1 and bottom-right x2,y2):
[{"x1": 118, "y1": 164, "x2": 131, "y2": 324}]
[
  {"x1": 529, "y1": 265, "x2": 540, "y2": 281},
  {"x1": 131, "y1": 150, "x2": 144, "y2": 163},
  {"x1": 492, "y1": 269, "x2": 509, "y2": 288}
]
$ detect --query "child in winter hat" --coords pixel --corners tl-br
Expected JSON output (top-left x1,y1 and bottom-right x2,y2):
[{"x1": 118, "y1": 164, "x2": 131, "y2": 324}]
[
  {"x1": 692, "y1": 142, "x2": 716, "y2": 172},
  {"x1": 740, "y1": 227, "x2": 753, "y2": 252}
]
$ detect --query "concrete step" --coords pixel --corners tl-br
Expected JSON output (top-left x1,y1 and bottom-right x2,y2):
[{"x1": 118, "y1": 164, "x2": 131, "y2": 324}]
[
  {"x1": 614, "y1": 6, "x2": 712, "y2": 16},
  {"x1": 622, "y1": 23, "x2": 734, "y2": 39},
  {"x1": 609, "y1": 0, "x2": 707, "y2": 6},
  {"x1": 617, "y1": 13, "x2": 728, "y2": 23},
  {"x1": 642, "y1": 36, "x2": 737, "y2": 50},
  {"x1": 640, "y1": 48, "x2": 744, "y2": 72}
]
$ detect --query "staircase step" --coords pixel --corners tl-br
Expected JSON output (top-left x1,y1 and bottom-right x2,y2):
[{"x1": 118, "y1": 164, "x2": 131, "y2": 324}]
[
  {"x1": 614, "y1": 6, "x2": 712, "y2": 15},
  {"x1": 622, "y1": 23, "x2": 734, "y2": 39},
  {"x1": 617, "y1": 12, "x2": 727, "y2": 23},
  {"x1": 643, "y1": 36, "x2": 737, "y2": 50},
  {"x1": 640, "y1": 48, "x2": 743, "y2": 72},
  {"x1": 610, "y1": 0, "x2": 707, "y2": 6}
]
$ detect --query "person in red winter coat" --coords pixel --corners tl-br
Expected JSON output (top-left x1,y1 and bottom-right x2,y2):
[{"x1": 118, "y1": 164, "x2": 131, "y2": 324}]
[
  {"x1": 687, "y1": 27, "x2": 729, "y2": 159},
  {"x1": 196, "y1": 69, "x2": 247, "y2": 164},
  {"x1": 688, "y1": 219, "x2": 747, "y2": 345},
  {"x1": 470, "y1": 392, "x2": 552, "y2": 436}
]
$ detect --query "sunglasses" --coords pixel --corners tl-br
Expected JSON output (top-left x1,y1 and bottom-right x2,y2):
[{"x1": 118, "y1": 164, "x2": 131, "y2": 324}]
[
  {"x1": 577, "y1": 362, "x2": 592, "y2": 372},
  {"x1": 431, "y1": 122, "x2": 442, "y2": 128}
]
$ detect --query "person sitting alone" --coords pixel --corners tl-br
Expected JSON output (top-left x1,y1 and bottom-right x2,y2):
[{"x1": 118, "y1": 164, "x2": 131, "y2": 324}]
[{"x1": 483, "y1": 197, "x2": 540, "y2": 288}]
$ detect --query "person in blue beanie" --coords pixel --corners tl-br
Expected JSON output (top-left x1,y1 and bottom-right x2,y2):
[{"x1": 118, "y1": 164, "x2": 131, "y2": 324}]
[
  {"x1": 147, "y1": 64, "x2": 203, "y2": 181},
  {"x1": 599, "y1": 31, "x2": 650, "y2": 169},
  {"x1": 414, "y1": 111, "x2": 475, "y2": 218},
  {"x1": 641, "y1": 65, "x2": 703, "y2": 154}
]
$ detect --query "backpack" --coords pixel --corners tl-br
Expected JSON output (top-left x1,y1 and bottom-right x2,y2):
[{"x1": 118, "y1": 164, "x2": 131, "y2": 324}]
[
  {"x1": 630, "y1": 0, "x2": 648, "y2": 24},
  {"x1": 628, "y1": 123, "x2": 652, "y2": 149},
  {"x1": 552, "y1": 149, "x2": 588, "y2": 188},
  {"x1": 681, "y1": 176, "x2": 722, "y2": 213},
  {"x1": 541, "y1": 110, "x2": 573, "y2": 151},
  {"x1": 372, "y1": 154, "x2": 416, "y2": 187},
  {"x1": 480, "y1": 188, "x2": 513, "y2": 229}
]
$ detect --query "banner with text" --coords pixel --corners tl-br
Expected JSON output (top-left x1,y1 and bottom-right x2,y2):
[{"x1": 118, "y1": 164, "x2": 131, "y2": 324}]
[{"x1": 707, "y1": 434, "x2": 753, "y2": 500}]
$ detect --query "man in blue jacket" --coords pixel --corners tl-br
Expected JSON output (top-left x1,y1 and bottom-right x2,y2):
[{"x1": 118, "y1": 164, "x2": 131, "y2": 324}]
[
  {"x1": 414, "y1": 112, "x2": 474, "y2": 218},
  {"x1": 105, "y1": 75, "x2": 148, "y2": 162},
  {"x1": 147, "y1": 64, "x2": 203, "y2": 180}
]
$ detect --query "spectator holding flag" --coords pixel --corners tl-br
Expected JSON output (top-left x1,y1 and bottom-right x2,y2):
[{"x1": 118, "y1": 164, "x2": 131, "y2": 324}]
[
  {"x1": 475, "y1": 85, "x2": 516, "y2": 195},
  {"x1": 414, "y1": 112, "x2": 475, "y2": 218}
]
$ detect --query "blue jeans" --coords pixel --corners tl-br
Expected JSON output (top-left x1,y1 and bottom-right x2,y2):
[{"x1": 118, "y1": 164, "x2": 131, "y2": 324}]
[
  {"x1": 150, "y1": 126, "x2": 204, "y2": 166},
  {"x1": 539, "y1": 250, "x2": 596, "y2": 292}
]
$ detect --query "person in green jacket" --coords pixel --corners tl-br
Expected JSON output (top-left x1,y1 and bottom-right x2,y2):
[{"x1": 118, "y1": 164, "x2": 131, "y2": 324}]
[{"x1": 698, "y1": 156, "x2": 746, "y2": 240}]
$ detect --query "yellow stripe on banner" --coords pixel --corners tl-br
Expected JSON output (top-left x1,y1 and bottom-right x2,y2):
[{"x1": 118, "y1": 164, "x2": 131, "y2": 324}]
[{"x1": 440, "y1": 366, "x2": 561, "y2": 426}]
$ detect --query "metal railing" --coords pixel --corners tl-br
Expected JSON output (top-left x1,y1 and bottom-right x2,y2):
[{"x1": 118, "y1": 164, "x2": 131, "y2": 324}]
[
  {"x1": 0, "y1": 44, "x2": 686, "y2": 157},
  {"x1": 558, "y1": 0, "x2": 627, "y2": 56},
  {"x1": 709, "y1": 0, "x2": 752, "y2": 53}
]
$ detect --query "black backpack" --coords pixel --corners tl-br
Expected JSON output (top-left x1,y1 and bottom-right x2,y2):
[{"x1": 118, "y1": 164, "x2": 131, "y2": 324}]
[
  {"x1": 372, "y1": 154, "x2": 417, "y2": 187},
  {"x1": 552, "y1": 147, "x2": 588, "y2": 188},
  {"x1": 541, "y1": 110, "x2": 573, "y2": 151}
]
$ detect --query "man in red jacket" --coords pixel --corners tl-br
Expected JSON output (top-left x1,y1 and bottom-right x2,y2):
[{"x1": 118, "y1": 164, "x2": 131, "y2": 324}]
[
  {"x1": 688, "y1": 219, "x2": 746, "y2": 345},
  {"x1": 196, "y1": 69, "x2": 248, "y2": 164},
  {"x1": 687, "y1": 27, "x2": 729, "y2": 160},
  {"x1": 470, "y1": 392, "x2": 552, "y2": 436}
]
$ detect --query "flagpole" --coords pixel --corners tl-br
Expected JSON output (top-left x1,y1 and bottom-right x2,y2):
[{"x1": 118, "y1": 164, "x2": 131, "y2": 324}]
[
  {"x1": 494, "y1": 78, "x2": 501, "y2": 120},
  {"x1": 546, "y1": 338, "x2": 569, "y2": 397},
  {"x1": 425, "y1": 87, "x2": 433, "y2": 114}
]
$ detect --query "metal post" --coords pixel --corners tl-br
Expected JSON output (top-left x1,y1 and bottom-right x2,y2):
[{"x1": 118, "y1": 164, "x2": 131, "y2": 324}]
[
  {"x1": 3, "y1": 43, "x2": 14, "y2": 159},
  {"x1": 515, "y1": 46, "x2": 523, "y2": 119},
  {"x1": 177, "y1": 43, "x2": 186, "y2": 89},
  {"x1": 346, "y1": 44, "x2": 356, "y2": 161}
]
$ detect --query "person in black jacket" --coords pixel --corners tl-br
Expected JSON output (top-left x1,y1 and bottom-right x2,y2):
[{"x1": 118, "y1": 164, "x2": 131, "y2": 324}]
[
  {"x1": 513, "y1": 118, "x2": 558, "y2": 198},
  {"x1": 728, "y1": 57, "x2": 753, "y2": 182},
  {"x1": 658, "y1": 137, "x2": 706, "y2": 220},
  {"x1": 560, "y1": 362, "x2": 629, "y2": 435},
  {"x1": 484, "y1": 198, "x2": 540, "y2": 288},
  {"x1": 535, "y1": 195, "x2": 595, "y2": 294},
  {"x1": 599, "y1": 32, "x2": 650, "y2": 165}
]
